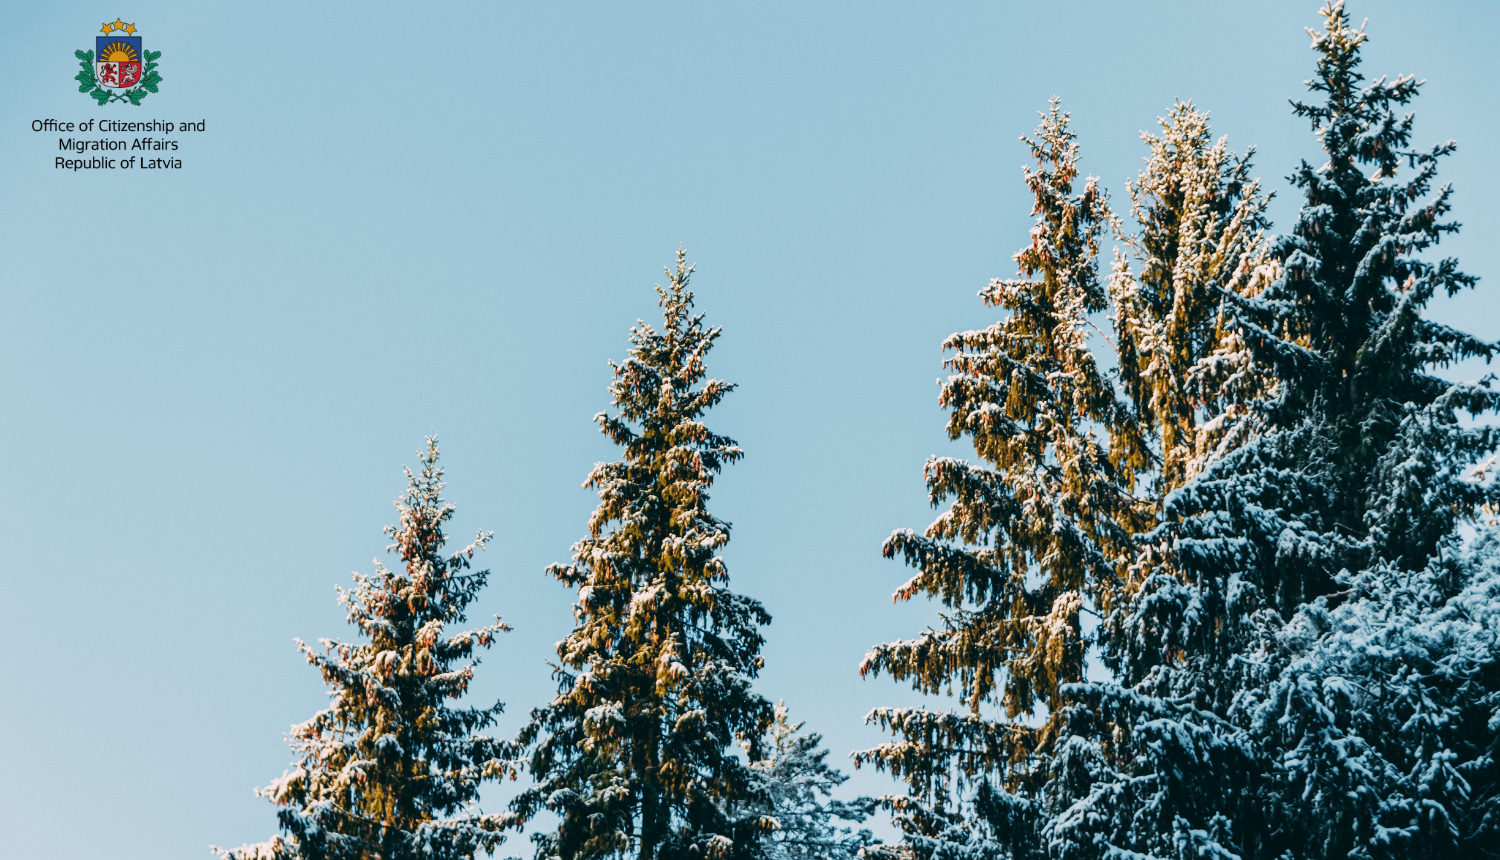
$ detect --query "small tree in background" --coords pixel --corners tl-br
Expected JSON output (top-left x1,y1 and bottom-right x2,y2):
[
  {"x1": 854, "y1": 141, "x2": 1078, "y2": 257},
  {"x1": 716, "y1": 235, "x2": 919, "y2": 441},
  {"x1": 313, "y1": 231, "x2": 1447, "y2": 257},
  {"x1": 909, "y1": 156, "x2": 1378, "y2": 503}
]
[
  {"x1": 745, "y1": 704, "x2": 876, "y2": 860},
  {"x1": 216, "y1": 439, "x2": 519, "y2": 860},
  {"x1": 513, "y1": 252, "x2": 775, "y2": 860}
]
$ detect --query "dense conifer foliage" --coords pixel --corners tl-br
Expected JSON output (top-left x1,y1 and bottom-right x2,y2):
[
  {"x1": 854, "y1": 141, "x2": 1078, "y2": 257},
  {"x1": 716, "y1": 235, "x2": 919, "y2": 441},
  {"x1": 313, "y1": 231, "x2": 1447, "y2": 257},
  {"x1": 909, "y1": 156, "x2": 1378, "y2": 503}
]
[
  {"x1": 863, "y1": 3, "x2": 1500, "y2": 858},
  {"x1": 1061, "y1": 5, "x2": 1500, "y2": 857},
  {"x1": 1110, "y1": 100, "x2": 1278, "y2": 496},
  {"x1": 217, "y1": 441, "x2": 520, "y2": 860},
  {"x1": 854, "y1": 100, "x2": 1148, "y2": 859},
  {"x1": 213, "y1": 6, "x2": 1500, "y2": 859},
  {"x1": 513, "y1": 253, "x2": 776, "y2": 860}
]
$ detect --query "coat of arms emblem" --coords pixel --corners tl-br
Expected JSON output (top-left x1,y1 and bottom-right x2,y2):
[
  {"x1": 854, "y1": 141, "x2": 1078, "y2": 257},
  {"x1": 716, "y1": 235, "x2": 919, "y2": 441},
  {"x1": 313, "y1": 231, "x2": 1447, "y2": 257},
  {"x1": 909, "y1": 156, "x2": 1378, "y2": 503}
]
[{"x1": 76, "y1": 19, "x2": 162, "y2": 105}]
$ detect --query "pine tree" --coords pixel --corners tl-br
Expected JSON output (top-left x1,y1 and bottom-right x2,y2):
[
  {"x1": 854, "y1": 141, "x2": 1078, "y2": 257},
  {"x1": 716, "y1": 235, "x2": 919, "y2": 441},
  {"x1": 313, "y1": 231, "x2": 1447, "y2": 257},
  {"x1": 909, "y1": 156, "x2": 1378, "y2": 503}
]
[
  {"x1": 215, "y1": 439, "x2": 520, "y2": 860},
  {"x1": 855, "y1": 102, "x2": 1143, "y2": 860},
  {"x1": 744, "y1": 704, "x2": 877, "y2": 860},
  {"x1": 1095, "y1": 98, "x2": 1280, "y2": 712},
  {"x1": 858, "y1": 100, "x2": 1280, "y2": 860},
  {"x1": 513, "y1": 252, "x2": 775, "y2": 860}
]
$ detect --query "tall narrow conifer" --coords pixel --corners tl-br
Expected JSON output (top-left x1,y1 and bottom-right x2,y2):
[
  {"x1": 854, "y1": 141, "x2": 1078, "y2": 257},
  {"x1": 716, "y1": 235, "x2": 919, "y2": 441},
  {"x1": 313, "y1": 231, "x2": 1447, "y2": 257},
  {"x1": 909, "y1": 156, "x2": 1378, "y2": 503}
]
[
  {"x1": 1109, "y1": 0, "x2": 1496, "y2": 730},
  {"x1": 1029, "y1": 103, "x2": 1285, "y2": 860},
  {"x1": 514, "y1": 252, "x2": 774, "y2": 860},
  {"x1": 856, "y1": 103, "x2": 1144, "y2": 859},
  {"x1": 216, "y1": 440, "x2": 520, "y2": 860}
]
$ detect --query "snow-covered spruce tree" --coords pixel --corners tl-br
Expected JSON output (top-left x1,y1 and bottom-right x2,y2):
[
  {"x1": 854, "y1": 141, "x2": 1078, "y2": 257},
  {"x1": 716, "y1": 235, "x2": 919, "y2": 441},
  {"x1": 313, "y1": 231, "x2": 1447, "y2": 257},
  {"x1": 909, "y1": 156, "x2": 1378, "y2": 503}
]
[
  {"x1": 1024, "y1": 102, "x2": 1285, "y2": 860},
  {"x1": 1240, "y1": 523, "x2": 1500, "y2": 858},
  {"x1": 855, "y1": 102, "x2": 1146, "y2": 859},
  {"x1": 743, "y1": 704, "x2": 877, "y2": 860},
  {"x1": 215, "y1": 439, "x2": 520, "y2": 860},
  {"x1": 1231, "y1": 3, "x2": 1500, "y2": 854},
  {"x1": 1110, "y1": 100, "x2": 1278, "y2": 495},
  {"x1": 513, "y1": 252, "x2": 774, "y2": 860},
  {"x1": 1046, "y1": 4, "x2": 1500, "y2": 858},
  {"x1": 1026, "y1": 104, "x2": 1284, "y2": 858}
]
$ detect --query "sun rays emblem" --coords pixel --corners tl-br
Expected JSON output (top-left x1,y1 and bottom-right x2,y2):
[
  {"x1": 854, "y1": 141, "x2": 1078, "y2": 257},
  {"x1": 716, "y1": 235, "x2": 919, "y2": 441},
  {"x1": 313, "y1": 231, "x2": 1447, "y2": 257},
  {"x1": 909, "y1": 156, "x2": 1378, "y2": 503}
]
[{"x1": 75, "y1": 19, "x2": 162, "y2": 105}]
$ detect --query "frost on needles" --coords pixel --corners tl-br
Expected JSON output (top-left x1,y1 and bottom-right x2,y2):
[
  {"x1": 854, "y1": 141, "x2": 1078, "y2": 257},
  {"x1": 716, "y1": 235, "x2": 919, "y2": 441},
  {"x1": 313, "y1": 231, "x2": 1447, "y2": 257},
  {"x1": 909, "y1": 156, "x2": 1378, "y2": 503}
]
[{"x1": 215, "y1": 440, "x2": 521, "y2": 860}]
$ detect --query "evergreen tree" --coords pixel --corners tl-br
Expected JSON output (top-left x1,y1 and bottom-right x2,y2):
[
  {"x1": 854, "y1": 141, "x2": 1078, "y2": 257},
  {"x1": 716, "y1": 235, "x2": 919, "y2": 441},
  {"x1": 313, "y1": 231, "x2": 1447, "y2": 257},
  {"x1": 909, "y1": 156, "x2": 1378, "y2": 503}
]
[
  {"x1": 744, "y1": 704, "x2": 877, "y2": 860},
  {"x1": 858, "y1": 100, "x2": 1279, "y2": 860},
  {"x1": 216, "y1": 439, "x2": 520, "y2": 860},
  {"x1": 864, "y1": 4, "x2": 1500, "y2": 857},
  {"x1": 855, "y1": 102, "x2": 1144, "y2": 860},
  {"x1": 997, "y1": 103, "x2": 1284, "y2": 860},
  {"x1": 1000, "y1": 103, "x2": 1285, "y2": 860},
  {"x1": 513, "y1": 252, "x2": 775, "y2": 860},
  {"x1": 1044, "y1": 4, "x2": 1500, "y2": 858},
  {"x1": 1231, "y1": 4, "x2": 1499, "y2": 853},
  {"x1": 1110, "y1": 100, "x2": 1278, "y2": 496}
]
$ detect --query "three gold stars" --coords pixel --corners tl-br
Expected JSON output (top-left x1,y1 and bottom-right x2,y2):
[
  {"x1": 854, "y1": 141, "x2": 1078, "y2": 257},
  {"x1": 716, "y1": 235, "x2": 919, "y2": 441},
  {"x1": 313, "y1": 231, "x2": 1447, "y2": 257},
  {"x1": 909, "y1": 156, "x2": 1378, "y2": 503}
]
[{"x1": 100, "y1": 19, "x2": 135, "y2": 35}]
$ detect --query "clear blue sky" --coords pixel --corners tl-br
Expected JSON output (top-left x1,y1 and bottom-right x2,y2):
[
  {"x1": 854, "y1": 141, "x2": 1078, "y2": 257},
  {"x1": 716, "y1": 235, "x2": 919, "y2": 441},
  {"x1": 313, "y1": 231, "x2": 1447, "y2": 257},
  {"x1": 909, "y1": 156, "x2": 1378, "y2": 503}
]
[{"x1": 3, "y1": 2, "x2": 1497, "y2": 857}]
